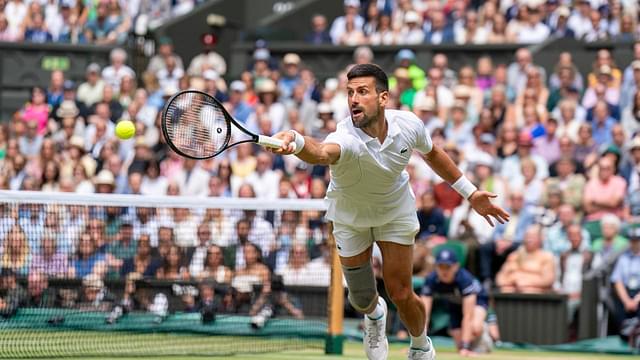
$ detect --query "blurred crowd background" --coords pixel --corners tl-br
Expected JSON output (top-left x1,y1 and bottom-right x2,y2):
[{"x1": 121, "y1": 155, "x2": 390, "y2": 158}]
[{"x1": 0, "y1": 0, "x2": 640, "y2": 343}]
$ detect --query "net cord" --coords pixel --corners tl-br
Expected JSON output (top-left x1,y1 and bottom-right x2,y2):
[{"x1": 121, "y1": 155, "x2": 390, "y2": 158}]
[{"x1": 0, "y1": 190, "x2": 326, "y2": 211}]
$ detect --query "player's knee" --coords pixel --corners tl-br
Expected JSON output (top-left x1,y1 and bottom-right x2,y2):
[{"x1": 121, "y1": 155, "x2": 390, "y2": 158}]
[
  {"x1": 472, "y1": 322, "x2": 484, "y2": 337},
  {"x1": 387, "y1": 283, "x2": 413, "y2": 306},
  {"x1": 342, "y1": 262, "x2": 377, "y2": 312}
]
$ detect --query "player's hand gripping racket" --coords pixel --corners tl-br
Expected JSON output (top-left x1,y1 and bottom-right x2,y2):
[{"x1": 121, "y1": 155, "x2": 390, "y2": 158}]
[{"x1": 161, "y1": 90, "x2": 294, "y2": 159}]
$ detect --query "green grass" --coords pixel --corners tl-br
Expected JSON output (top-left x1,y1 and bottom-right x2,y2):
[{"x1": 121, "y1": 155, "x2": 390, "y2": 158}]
[{"x1": 3, "y1": 332, "x2": 635, "y2": 360}]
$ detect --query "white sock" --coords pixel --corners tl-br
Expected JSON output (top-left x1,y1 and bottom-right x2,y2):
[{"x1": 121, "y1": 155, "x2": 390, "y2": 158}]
[
  {"x1": 366, "y1": 298, "x2": 384, "y2": 320},
  {"x1": 410, "y1": 330, "x2": 431, "y2": 351}
]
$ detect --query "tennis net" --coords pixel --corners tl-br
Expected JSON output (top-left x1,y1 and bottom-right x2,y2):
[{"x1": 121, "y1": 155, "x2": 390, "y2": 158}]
[{"x1": 0, "y1": 190, "x2": 333, "y2": 358}]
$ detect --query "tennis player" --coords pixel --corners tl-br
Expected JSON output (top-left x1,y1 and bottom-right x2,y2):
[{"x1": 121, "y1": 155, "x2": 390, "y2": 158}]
[{"x1": 269, "y1": 63, "x2": 509, "y2": 360}]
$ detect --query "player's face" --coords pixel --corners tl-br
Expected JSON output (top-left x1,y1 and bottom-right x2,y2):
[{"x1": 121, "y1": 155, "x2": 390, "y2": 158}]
[
  {"x1": 435, "y1": 263, "x2": 458, "y2": 283},
  {"x1": 347, "y1": 76, "x2": 387, "y2": 129}
]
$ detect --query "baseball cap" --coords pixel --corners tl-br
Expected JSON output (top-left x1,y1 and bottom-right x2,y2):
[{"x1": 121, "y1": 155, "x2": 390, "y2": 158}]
[
  {"x1": 435, "y1": 249, "x2": 458, "y2": 265},
  {"x1": 632, "y1": 60, "x2": 640, "y2": 71},
  {"x1": 344, "y1": 0, "x2": 360, "y2": 7},
  {"x1": 627, "y1": 226, "x2": 640, "y2": 240},
  {"x1": 404, "y1": 10, "x2": 421, "y2": 24},
  {"x1": 86, "y1": 62, "x2": 101, "y2": 74},
  {"x1": 283, "y1": 53, "x2": 301, "y2": 65},
  {"x1": 203, "y1": 69, "x2": 219, "y2": 81},
  {"x1": 630, "y1": 136, "x2": 640, "y2": 150},
  {"x1": 63, "y1": 80, "x2": 76, "y2": 91},
  {"x1": 317, "y1": 102, "x2": 333, "y2": 114},
  {"x1": 414, "y1": 96, "x2": 436, "y2": 112},
  {"x1": 396, "y1": 49, "x2": 416, "y2": 63},
  {"x1": 230, "y1": 80, "x2": 246, "y2": 92},
  {"x1": 253, "y1": 48, "x2": 270, "y2": 61}
]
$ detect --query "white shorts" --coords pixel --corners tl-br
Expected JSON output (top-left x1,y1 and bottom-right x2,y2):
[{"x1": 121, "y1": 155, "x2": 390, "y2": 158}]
[{"x1": 332, "y1": 215, "x2": 419, "y2": 257}]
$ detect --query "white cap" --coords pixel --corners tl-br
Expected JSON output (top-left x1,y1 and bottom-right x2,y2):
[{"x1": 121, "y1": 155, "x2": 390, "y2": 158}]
[
  {"x1": 230, "y1": 80, "x2": 246, "y2": 92},
  {"x1": 203, "y1": 69, "x2": 219, "y2": 81},
  {"x1": 404, "y1": 11, "x2": 421, "y2": 24},
  {"x1": 344, "y1": 0, "x2": 360, "y2": 7},
  {"x1": 317, "y1": 102, "x2": 333, "y2": 114}
]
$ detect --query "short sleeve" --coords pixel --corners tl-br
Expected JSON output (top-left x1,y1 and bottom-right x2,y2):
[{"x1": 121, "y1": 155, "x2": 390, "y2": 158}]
[
  {"x1": 457, "y1": 270, "x2": 481, "y2": 297},
  {"x1": 421, "y1": 273, "x2": 437, "y2": 296},
  {"x1": 323, "y1": 132, "x2": 359, "y2": 164},
  {"x1": 610, "y1": 255, "x2": 626, "y2": 283},
  {"x1": 410, "y1": 114, "x2": 433, "y2": 154}
]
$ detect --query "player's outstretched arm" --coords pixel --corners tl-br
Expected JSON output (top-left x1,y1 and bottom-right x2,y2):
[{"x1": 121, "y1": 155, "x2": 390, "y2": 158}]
[
  {"x1": 423, "y1": 145, "x2": 510, "y2": 226},
  {"x1": 267, "y1": 130, "x2": 341, "y2": 166}
]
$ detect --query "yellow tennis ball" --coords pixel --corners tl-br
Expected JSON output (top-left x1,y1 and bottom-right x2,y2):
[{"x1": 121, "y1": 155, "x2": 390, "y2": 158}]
[{"x1": 115, "y1": 120, "x2": 135, "y2": 140}]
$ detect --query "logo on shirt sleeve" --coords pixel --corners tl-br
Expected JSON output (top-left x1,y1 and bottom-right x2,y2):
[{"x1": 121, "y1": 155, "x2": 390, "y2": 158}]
[{"x1": 400, "y1": 147, "x2": 408, "y2": 154}]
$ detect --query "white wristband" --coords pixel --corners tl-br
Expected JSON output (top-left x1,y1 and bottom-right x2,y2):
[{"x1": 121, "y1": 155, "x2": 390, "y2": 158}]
[
  {"x1": 452, "y1": 176, "x2": 478, "y2": 200},
  {"x1": 290, "y1": 130, "x2": 305, "y2": 155}
]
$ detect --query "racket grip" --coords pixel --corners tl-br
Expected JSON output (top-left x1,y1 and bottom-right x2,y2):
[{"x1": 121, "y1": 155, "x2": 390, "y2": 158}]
[{"x1": 257, "y1": 135, "x2": 297, "y2": 152}]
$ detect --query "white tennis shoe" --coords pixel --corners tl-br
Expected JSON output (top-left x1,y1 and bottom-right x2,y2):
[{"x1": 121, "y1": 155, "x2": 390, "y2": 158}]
[
  {"x1": 363, "y1": 297, "x2": 388, "y2": 360},
  {"x1": 407, "y1": 345, "x2": 436, "y2": 360}
]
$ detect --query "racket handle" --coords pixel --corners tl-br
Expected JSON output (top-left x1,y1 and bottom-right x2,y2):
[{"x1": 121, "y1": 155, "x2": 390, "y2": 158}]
[{"x1": 257, "y1": 135, "x2": 297, "y2": 152}]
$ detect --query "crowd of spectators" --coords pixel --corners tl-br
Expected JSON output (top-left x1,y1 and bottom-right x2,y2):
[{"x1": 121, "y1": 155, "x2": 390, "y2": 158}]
[
  {"x1": 0, "y1": 0, "x2": 202, "y2": 44},
  {"x1": 0, "y1": 0, "x2": 640, "y2": 339},
  {"x1": 306, "y1": 0, "x2": 640, "y2": 46}
]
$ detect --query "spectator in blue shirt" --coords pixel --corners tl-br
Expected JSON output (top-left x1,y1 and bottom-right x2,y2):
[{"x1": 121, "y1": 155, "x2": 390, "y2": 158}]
[
  {"x1": 421, "y1": 249, "x2": 495, "y2": 356},
  {"x1": 611, "y1": 227, "x2": 640, "y2": 333},
  {"x1": 304, "y1": 14, "x2": 332, "y2": 44},
  {"x1": 24, "y1": 13, "x2": 52, "y2": 43},
  {"x1": 591, "y1": 100, "x2": 616, "y2": 147},
  {"x1": 416, "y1": 191, "x2": 446, "y2": 241},
  {"x1": 227, "y1": 81, "x2": 253, "y2": 124}
]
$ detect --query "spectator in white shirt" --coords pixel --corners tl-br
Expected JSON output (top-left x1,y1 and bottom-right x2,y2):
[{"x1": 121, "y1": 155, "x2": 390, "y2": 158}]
[
  {"x1": 246, "y1": 152, "x2": 281, "y2": 200},
  {"x1": 77, "y1": 63, "x2": 105, "y2": 108},
  {"x1": 101, "y1": 48, "x2": 135, "y2": 92},
  {"x1": 582, "y1": 9, "x2": 609, "y2": 42},
  {"x1": 175, "y1": 158, "x2": 210, "y2": 197},
  {"x1": 398, "y1": 10, "x2": 424, "y2": 45},
  {"x1": 517, "y1": 5, "x2": 550, "y2": 43},
  {"x1": 330, "y1": 0, "x2": 364, "y2": 44},
  {"x1": 568, "y1": 0, "x2": 595, "y2": 39},
  {"x1": 4, "y1": 0, "x2": 27, "y2": 37}
]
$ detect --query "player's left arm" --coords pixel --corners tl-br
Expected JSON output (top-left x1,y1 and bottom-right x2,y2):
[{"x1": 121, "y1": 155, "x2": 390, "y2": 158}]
[
  {"x1": 460, "y1": 294, "x2": 477, "y2": 353},
  {"x1": 422, "y1": 145, "x2": 510, "y2": 226}
]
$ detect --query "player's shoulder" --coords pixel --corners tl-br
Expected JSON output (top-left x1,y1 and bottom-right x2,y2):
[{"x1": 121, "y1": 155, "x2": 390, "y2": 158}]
[
  {"x1": 454, "y1": 268, "x2": 476, "y2": 284},
  {"x1": 385, "y1": 109, "x2": 423, "y2": 129}
]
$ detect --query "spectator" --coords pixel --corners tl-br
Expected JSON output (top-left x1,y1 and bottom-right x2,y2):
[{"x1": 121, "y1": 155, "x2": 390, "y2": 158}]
[
  {"x1": 278, "y1": 53, "x2": 302, "y2": 100},
  {"x1": 77, "y1": 63, "x2": 105, "y2": 108},
  {"x1": 516, "y1": 4, "x2": 550, "y2": 43},
  {"x1": 146, "y1": 37, "x2": 184, "y2": 75},
  {"x1": 30, "y1": 234, "x2": 68, "y2": 277},
  {"x1": 26, "y1": 271, "x2": 58, "y2": 307},
  {"x1": 610, "y1": 227, "x2": 640, "y2": 333},
  {"x1": 0, "y1": 268, "x2": 27, "y2": 318},
  {"x1": 245, "y1": 152, "x2": 280, "y2": 200},
  {"x1": 568, "y1": 0, "x2": 594, "y2": 39},
  {"x1": 583, "y1": 156, "x2": 627, "y2": 222},
  {"x1": 591, "y1": 214, "x2": 628, "y2": 265},
  {"x1": 0, "y1": 13, "x2": 19, "y2": 41},
  {"x1": 424, "y1": 10, "x2": 454, "y2": 44},
  {"x1": 4, "y1": 0, "x2": 27, "y2": 38},
  {"x1": 551, "y1": 6, "x2": 575, "y2": 38},
  {"x1": 75, "y1": 273, "x2": 113, "y2": 311},
  {"x1": 305, "y1": 14, "x2": 332, "y2": 44},
  {"x1": 18, "y1": 120, "x2": 43, "y2": 158},
  {"x1": 1, "y1": 224, "x2": 30, "y2": 276},
  {"x1": 622, "y1": 43, "x2": 640, "y2": 97},
  {"x1": 582, "y1": 9, "x2": 609, "y2": 42},
  {"x1": 368, "y1": 12, "x2": 395, "y2": 45},
  {"x1": 420, "y1": 249, "x2": 494, "y2": 355},
  {"x1": 507, "y1": 48, "x2": 547, "y2": 95},
  {"x1": 501, "y1": 132, "x2": 549, "y2": 185},
  {"x1": 187, "y1": 223, "x2": 213, "y2": 277},
  {"x1": 174, "y1": 158, "x2": 209, "y2": 197},
  {"x1": 156, "y1": 244, "x2": 189, "y2": 280},
  {"x1": 416, "y1": 191, "x2": 446, "y2": 242},
  {"x1": 246, "y1": 80, "x2": 287, "y2": 135},
  {"x1": 101, "y1": 48, "x2": 135, "y2": 92},
  {"x1": 226, "y1": 81, "x2": 253, "y2": 125},
  {"x1": 588, "y1": 50, "x2": 622, "y2": 90},
  {"x1": 198, "y1": 244, "x2": 233, "y2": 283},
  {"x1": 187, "y1": 33, "x2": 227, "y2": 77},
  {"x1": 560, "y1": 223, "x2": 593, "y2": 328},
  {"x1": 478, "y1": 190, "x2": 534, "y2": 284},
  {"x1": 275, "y1": 244, "x2": 314, "y2": 286},
  {"x1": 70, "y1": 232, "x2": 107, "y2": 279},
  {"x1": 329, "y1": 0, "x2": 364, "y2": 45},
  {"x1": 231, "y1": 243, "x2": 271, "y2": 315},
  {"x1": 487, "y1": 13, "x2": 512, "y2": 43},
  {"x1": 24, "y1": 12, "x2": 52, "y2": 43},
  {"x1": 546, "y1": 204, "x2": 590, "y2": 257},
  {"x1": 120, "y1": 234, "x2": 160, "y2": 278},
  {"x1": 495, "y1": 225, "x2": 555, "y2": 293},
  {"x1": 337, "y1": 12, "x2": 366, "y2": 45},
  {"x1": 106, "y1": 217, "x2": 137, "y2": 262},
  {"x1": 398, "y1": 10, "x2": 424, "y2": 45},
  {"x1": 544, "y1": 156, "x2": 586, "y2": 211}
]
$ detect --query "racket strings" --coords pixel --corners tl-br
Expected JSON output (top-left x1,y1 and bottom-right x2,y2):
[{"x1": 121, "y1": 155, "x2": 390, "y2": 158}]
[{"x1": 164, "y1": 93, "x2": 230, "y2": 158}]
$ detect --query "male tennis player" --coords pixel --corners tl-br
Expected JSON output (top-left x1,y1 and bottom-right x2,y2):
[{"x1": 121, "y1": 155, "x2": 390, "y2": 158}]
[{"x1": 269, "y1": 64, "x2": 509, "y2": 360}]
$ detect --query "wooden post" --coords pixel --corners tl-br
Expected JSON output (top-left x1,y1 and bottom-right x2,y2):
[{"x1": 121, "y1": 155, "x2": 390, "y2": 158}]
[{"x1": 325, "y1": 222, "x2": 344, "y2": 354}]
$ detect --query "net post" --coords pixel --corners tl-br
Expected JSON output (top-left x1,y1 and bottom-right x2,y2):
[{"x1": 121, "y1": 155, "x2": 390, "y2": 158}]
[{"x1": 325, "y1": 222, "x2": 344, "y2": 355}]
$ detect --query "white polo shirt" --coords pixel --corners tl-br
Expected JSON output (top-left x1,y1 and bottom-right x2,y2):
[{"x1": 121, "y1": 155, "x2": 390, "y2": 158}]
[{"x1": 323, "y1": 109, "x2": 433, "y2": 227}]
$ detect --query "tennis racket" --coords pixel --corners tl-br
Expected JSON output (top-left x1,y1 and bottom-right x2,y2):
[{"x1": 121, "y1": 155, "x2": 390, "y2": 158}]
[{"x1": 161, "y1": 90, "x2": 293, "y2": 160}]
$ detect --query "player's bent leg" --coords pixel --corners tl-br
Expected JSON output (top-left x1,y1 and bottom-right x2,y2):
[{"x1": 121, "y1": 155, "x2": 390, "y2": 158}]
[
  {"x1": 340, "y1": 246, "x2": 388, "y2": 360},
  {"x1": 472, "y1": 306, "x2": 487, "y2": 338},
  {"x1": 378, "y1": 241, "x2": 435, "y2": 360}
]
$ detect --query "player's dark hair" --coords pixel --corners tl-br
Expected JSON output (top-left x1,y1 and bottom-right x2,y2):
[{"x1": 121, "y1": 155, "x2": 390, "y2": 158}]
[{"x1": 346, "y1": 64, "x2": 389, "y2": 93}]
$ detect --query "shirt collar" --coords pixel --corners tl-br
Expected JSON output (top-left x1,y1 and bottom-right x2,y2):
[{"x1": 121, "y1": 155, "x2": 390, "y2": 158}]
[{"x1": 350, "y1": 111, "x2": 400, "y2": 144}]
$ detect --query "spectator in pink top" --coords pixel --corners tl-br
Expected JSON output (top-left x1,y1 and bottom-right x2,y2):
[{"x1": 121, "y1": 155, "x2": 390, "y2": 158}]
[
  {"x1": 20, "y1": 87, "x2": 50, "y2": 135},
  {"x1": 583, "y1": 157, "x2": 627, "y2": 221}
]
